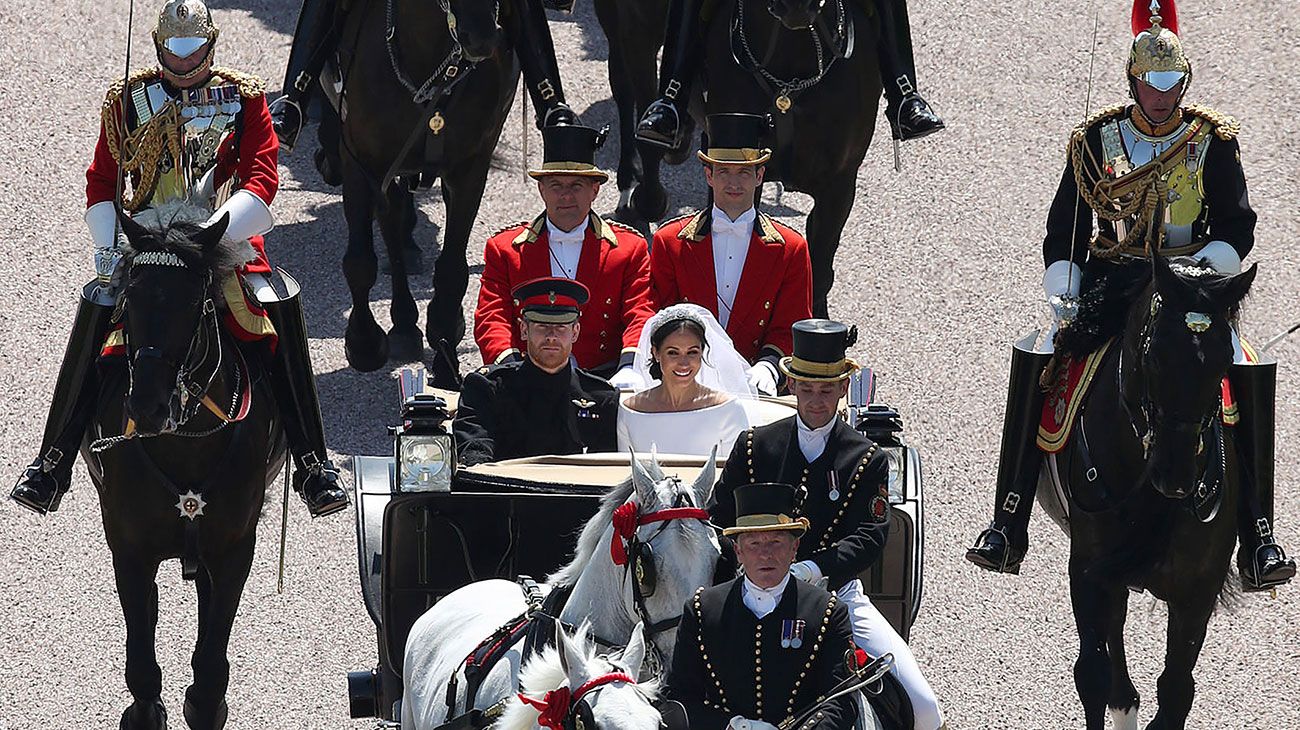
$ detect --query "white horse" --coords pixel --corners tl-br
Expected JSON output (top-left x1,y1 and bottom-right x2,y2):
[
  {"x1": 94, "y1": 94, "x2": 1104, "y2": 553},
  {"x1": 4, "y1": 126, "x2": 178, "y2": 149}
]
[{"x1": 402, "y1": 451, "x2": 721, "y2": 729}]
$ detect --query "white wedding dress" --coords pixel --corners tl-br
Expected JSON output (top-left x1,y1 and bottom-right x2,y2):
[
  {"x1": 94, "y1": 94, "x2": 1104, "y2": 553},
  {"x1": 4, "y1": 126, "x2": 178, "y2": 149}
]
[{"x1": 617, "y1": 304, "x2": 757, "y2": 458}]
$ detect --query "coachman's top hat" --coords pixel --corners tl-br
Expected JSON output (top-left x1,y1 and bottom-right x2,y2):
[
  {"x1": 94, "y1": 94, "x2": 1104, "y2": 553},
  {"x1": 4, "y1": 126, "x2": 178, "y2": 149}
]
[
  {"x1": 778, "y1": 319, "x2": 860, "y2": 382},
  {"x1": 722, "y1": 482, "x2": 810, "y2": 536},
  {"x1": 697, "y1": 113, "x2": 772, "y2": 166},
  {"x1": 513, "y1": 277, "x2": 590, "y2": 324},
  {"x1": 528, "y1": 125, "x2": 610, "y2": 182}
]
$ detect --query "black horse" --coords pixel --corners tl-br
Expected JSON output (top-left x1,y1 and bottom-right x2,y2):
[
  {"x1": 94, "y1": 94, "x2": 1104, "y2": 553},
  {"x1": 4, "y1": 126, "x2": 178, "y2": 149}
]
[
  {"x1": 319, "y1": 0, "x2": 519, "y2": 372},
  {"x1": 1037, "y1": 255, "x2": 1257, "y2": 729},
  {"x1": 626, "y1": 0, "x2": 882, "y2": 317},
  {"x1": 90, "y1": 209, "x2": 286, "y2": 730}
]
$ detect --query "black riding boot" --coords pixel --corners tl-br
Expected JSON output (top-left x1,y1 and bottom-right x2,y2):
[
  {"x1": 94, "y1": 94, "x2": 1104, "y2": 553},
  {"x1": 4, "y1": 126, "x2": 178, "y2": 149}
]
[
  {"x1": 1229, "y1": 362, "x2": 1296, "y2": 591},
  {"x1": 874, "y1": 0, "x2": 943, "y2": 141},
  {"x1": 11, "y1": 283, "x2": 115, "y2": 515},
  {"x1": 634, "y1": 0, "x2": 709, "y2": 149},
  {"x1": 966, "y1": 342, "x2": 1051, "y2": 574},
  {"x1": 259, "y1": 273, "x2": 350, "y2": 518},
  {"x1": 513, "y1": 0, "x2": 577, "y2": 129},
  {"x1": 269, "y1": 0, "x2": 341, "y2": 151}
]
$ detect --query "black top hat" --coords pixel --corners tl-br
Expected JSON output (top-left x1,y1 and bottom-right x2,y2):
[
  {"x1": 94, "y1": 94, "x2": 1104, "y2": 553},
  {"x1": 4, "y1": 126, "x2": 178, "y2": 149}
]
[
  {"x1": 697, "y1": 113, "x2": 772, "y2": 166},
  {"x1": 778, "y1": 319, "x2": 860, "y2": 382},
  {"x1": 529, "y1": 125, "x2": 610, "y2": 181},
  {"x1": 513, "y1": 277, "x2": 591, "y2": 324},
  {"x1": 723, "y1": 482, "x2": 810, "y2": 536}
]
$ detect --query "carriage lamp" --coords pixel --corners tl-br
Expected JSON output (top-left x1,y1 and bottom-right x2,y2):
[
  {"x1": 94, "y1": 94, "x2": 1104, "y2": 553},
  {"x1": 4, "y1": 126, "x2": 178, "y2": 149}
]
[{"x1": 394, "y1": 367, "x2": 456, "y2": 493}]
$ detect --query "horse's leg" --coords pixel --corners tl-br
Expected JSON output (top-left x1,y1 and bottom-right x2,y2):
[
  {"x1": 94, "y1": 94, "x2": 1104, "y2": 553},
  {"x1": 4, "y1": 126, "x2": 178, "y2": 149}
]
[
  {"x1": 377, "y1": 184, "x2": 424, "y2": 363},
  {"x1": 314, "y1": 102, "x2": 343, "y2": 187},
  {"x1": 1069, "y1": 556, "x2": 1119, "y2": 730},
  {"x1": 804, "y1": 176, "x2": 859, "y2": 318},
  {"x1": 1106, "y1": 591, "x2": 1140, "y2": 730},
  {"x1": 1144, "y1": 596, "x2": 1216, "y2": 730},
  {"x1": 340, "y1": 152, "x2": 390, "y2": 371},
  {"x1": 425, "y1": 154, "x2": 491, "y2": 351},
  {"x1": 114, "y1": 553, "x2": 168, "y2": 730},
  {"x1": 183, "y1": 534, "x2": 257, "y2": 730},
  {"x1": 631, "y1": 142, "x2": 669, "y2": 223},
  {"x1": 592, "y1": 0, "x2": 639, "y2": 216}
]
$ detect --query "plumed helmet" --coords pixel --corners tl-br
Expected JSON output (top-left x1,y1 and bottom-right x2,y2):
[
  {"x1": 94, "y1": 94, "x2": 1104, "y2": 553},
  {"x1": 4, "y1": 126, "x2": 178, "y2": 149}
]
[
  {"x1": 153, "y1": 0, "x2": 219, "y2": 81},
  {"x1": 1127, "y1": 0, "x2": 1190, "y2": 93}
]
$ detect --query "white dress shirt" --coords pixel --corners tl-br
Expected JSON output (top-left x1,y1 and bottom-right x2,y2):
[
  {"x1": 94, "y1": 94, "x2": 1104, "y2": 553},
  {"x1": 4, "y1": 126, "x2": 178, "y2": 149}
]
[
  {"x1": 741, "y1": 573, "x2": 790, "y2": 619},
  {"x1": 797, "y1": 415, "x2": 836, "y2": 463},
  {"x1": 710, "y1": 205, "x2": 755, "y2": 328},
  {"x1": 546, "y1": 216, "x2": 589, "y2": 279}
]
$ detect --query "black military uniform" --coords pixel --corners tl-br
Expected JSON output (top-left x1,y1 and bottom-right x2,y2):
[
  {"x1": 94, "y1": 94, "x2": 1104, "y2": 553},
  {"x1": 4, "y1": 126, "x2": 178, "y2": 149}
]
[
  {"x1": 668, "y1": 483, "x2": 858, "y2": 730},
  {"x1": 453, "y1": 277, "x2": 618, "y2": 466}
]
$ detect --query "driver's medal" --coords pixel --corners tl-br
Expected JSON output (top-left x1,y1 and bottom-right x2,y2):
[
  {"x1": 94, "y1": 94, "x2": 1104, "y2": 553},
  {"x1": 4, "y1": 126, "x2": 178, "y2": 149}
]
[{"x1": 176, "y1": 82, "x2": 242, "y2": 204}]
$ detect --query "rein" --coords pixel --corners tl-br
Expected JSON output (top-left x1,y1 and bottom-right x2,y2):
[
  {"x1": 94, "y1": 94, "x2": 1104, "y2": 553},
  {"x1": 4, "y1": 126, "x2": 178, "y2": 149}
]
[{"x1": 732, "y1": 0, "x2": 847, "y2": 112}]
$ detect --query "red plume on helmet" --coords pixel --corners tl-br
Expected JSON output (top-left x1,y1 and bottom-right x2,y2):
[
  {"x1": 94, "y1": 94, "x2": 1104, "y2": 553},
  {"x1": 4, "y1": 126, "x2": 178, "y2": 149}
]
[{"x1": 1131, "y1": 0, "x2": 1179, "y2": 36}]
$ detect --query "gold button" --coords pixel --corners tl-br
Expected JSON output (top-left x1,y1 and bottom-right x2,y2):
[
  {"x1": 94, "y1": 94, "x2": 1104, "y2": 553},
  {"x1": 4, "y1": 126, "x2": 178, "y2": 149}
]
[
  {"x1": 753, "y1": 340, "x2": 759, "y2": 347},
  {"x1": 606, "y1": 298, "x2": 613, "y2": 304},
  {"x1": 758, "y1": 319, "x2": 765, "y2": 326},
  {"x1": 603, "y1": 313, "x2": 609, "y2": 319},
  {"x1": 601, "y1": 331, "x2": 608, "y2": 337},
  {"x1": 600, "y1": 344, "x2": 608, "y2": 350},
  {"x1": 764, "y1": 301, "x2": 771, "y2": 309},
  {"x1": 513, "y1": 298, "x2": 520, "y2": 306}
]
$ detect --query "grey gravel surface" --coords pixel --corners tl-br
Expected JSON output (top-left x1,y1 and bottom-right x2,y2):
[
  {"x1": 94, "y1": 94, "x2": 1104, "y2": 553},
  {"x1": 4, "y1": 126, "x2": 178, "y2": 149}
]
[{"x1": 1, "y1": 1, "x2": 1296, "y2": 728}]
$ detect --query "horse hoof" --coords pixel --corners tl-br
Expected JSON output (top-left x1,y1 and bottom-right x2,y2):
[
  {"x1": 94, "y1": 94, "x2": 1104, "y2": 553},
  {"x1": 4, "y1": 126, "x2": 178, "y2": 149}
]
[
  {"x1": 388, "y1": 326, "x2": 424, "y2": 364},
  {"x1": 314, "y1": 148, "x2": 342, "y2": 187},
  {"x1": 631, "y1": 184, "x2": 668, "y2": 223},
  {"x1": 345, "y1": 319, "x2": 390, "y2": 372},
  {"x1": 425, "y1": 307, "x2": 467, "y2": 350},
  {"x1": 119, "y1": 698, "x2": 167, "y2": 730},
  {"x1": 182, "y1": 696, "x2": 227, "y2": 730}
]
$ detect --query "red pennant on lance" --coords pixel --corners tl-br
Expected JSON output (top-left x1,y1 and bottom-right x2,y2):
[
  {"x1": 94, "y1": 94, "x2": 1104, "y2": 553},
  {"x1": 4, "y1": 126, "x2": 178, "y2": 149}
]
[{"x1": 1131, "y1": 0, "x2": 1179, "y2": 36}]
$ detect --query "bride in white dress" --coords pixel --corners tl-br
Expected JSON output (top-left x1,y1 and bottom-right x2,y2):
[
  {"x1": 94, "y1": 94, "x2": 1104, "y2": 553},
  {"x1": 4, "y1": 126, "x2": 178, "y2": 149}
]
[{"x1": 616, "y1": 304, "x2": 755, "y2": 457}]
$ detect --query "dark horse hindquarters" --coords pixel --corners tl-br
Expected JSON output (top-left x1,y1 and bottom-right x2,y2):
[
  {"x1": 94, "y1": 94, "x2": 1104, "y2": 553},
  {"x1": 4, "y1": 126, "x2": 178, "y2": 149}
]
[{"x1": 327, "y1": 0, "x2": 520, "y2": 372}]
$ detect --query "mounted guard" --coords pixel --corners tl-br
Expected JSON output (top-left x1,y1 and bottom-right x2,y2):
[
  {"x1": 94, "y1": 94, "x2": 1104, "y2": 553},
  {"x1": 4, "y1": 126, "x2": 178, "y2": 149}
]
[
  {"x1": 964, "y1": 0, "x2": 1294, "y2": 592},
  {"x1": 634, "y1": 0, "x2": 944, "y2": 149},
  {"x1": 10, "y1": 0, "x2": 349, "y2": 518},
  {"x1": 270, "y1": 0, "x2": 578, "y2": 151}
]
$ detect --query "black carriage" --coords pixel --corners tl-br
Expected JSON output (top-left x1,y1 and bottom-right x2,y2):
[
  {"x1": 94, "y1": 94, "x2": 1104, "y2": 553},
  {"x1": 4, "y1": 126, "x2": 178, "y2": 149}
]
[{"x1": 347, "y1": 367, "x2": 925, "y2": 724}]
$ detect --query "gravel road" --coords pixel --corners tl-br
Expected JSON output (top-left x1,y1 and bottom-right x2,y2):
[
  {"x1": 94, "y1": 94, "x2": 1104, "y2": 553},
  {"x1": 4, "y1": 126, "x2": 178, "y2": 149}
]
[{"x1": 1, "y1": 1, "x2": 1295, "y2": 728}]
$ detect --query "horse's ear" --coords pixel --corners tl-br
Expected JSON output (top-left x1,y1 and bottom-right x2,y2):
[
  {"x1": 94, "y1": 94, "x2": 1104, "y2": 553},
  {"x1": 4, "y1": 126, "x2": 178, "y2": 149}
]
[
  {"x1": 1222, "y1": 262, "x2": 1258, "y2": 307},
  {"x1": 1151, "y1": 253, "x2": 1195, "y2": 309},
  {"x1": 692, "y1": 446, "x2": 718, "y2": 507},
  {"x1": 117, "y1": 210, "x2": 151, "y2": 249},
  {"x1": 554, "y1": 620, "x2": 571, "y2": 675},
  {"x1": 618, "y1": 622, "x2": 648, "y2": 679},
  {"x1": 630, "y1": 450, "x2": 655, "y2": 507},
  {"x1": 195, "y1": 212, "x2": 230, "y2": 255}
]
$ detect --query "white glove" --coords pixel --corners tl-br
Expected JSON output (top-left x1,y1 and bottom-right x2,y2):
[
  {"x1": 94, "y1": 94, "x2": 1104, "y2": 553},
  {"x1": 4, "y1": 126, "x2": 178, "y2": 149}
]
[
  {"x1": 746, "y1": 361, "x2": 778, "y2": 396},
  {"x1": 788, "y1": 560, "x2": 824, "y2": 584},
  {"x1": 608, "y1": 365, "x2": 646, "y2": 392},
  {"x1": 1042, "y1": 260, "x2": 1082, "y2": 324},
  {"x1": 729, "y1": 717, "x2": 780, "y2": 730},
  {"x1": 1192, "y1": 240, "x2": 1243, "y2": 275},
  {"x1": 86, "y1": 201, "x2": 126, "y2": 284},
  {"x1": 207, "y1": 189, "x2": 275, "y2": 243}
]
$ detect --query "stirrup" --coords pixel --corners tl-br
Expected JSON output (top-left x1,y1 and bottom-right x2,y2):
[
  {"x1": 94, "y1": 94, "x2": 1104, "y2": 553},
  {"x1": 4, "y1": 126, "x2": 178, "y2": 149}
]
[
  {"x1": 635, "y1": 100, "x2": 683, "y2": 150},
  {"x1": 965, "y1": 525, "x2": 1025, "y2": 575},
  {"x1": 540, "y1": 104, "x2": 577, "y2": 128},
  {"x1": 1242, "y1": 541, "x2": 1296, "y2": 592}
]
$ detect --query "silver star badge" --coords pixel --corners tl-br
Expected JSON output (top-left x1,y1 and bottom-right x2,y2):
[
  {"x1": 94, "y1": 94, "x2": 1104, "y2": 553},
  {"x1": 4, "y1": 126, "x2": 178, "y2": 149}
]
[{"x1": 176, "y1": 490, "x2": 206, "y2": 521}]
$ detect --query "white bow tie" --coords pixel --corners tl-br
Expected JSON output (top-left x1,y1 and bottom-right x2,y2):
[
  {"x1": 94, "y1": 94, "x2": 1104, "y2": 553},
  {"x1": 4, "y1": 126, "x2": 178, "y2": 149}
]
[{"x1": 713, "y1": 219, "x2": 750, "y2": 239}]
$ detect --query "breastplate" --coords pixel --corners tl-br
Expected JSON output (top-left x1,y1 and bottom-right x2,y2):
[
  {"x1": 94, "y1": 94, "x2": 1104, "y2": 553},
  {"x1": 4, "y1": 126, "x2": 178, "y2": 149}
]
[{"x1": 1098, "y1": 116, "x2": 1211, "y2": 249}]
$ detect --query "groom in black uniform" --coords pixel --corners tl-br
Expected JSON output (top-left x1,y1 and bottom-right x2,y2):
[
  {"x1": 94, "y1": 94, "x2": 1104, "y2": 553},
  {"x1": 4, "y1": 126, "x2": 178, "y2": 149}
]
[
  {"x1": 667, "y1": 482, "x2": 858, "y2": 730},
  {"x1": 453, "y1": 277, "x2": 618, "y2": 465}
]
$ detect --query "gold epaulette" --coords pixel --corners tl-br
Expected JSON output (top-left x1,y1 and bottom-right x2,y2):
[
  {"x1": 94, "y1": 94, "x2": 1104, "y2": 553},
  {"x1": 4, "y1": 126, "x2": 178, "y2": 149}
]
[
  {"x1": 102, "y1": 67, "x2": 161, "y2": 112},
  {"x1": 1184, "y1": 104, "x2": 1240, "y2": 140},
  {"x1": 491, "y1": 220, "x2": 531, "y2": 237},
  {"x1": 1069, "y1": 103, "x2": 1127, "y2": 143},
  {"x1": 210, "y1": 66, "x2": 266, "y2": 98}
]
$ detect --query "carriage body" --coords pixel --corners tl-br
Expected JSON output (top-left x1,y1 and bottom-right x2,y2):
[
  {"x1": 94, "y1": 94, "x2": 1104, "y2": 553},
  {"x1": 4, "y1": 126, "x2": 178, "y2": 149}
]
[{"x1": 347, "y1": 369, "x2": 925, "y2": 722}]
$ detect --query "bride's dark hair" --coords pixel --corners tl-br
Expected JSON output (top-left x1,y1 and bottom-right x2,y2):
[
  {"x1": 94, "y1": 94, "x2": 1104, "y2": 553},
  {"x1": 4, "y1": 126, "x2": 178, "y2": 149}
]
[{"x1": 649, "y1": 317, "x2": 709, "y2": 380}]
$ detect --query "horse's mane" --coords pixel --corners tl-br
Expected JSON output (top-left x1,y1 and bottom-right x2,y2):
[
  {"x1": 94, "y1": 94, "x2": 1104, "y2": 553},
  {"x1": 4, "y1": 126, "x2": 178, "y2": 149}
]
[
  {"x1": 547, "y1": 476, "x2": 638, "y2": 588},
  {"x1": 1054, "y1": 256, "x2": 1244, "y2": 359},
  {"x1": 493, "y1": 623, "x2": 660, "y2": 730},
  {"x1": 124, "y1": 201, "x2": 257, "y2": 275}
]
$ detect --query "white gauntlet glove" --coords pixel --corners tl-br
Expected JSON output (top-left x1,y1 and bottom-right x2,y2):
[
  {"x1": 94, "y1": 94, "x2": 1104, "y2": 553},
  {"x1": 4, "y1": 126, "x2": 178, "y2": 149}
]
[
  {"x1": 746, "y1": 361, "x2": 779, "y2": 396},
  {"x1": 1191, "y1": 241, "x2": 1243, "y2": 275},
  {"x1": 207, "y1": 189, "x2": 275, "y2": 243},
  {"x1": 788, "y1": 560, "x2": 824, "y2": 585},
  {"x1": 729, "y1": 717, "x2": 779, "y2": 730},
  {"x1": 1042, "y1": 260, "x2": 1082, "y2": 325},
  {"x1": 608, "y1": 365, "x2": 646, "y2": 391},
  {"x1": 86, "y1": 201, "x2": 126, "y2": 285}
]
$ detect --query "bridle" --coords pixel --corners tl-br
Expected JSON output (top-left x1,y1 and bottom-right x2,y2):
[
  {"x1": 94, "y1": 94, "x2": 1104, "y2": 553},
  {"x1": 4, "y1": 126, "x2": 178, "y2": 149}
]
[
  {"x1": 518, "y1": 669, "x2": 643, "y2": 730},
  {"x1": 91, "y1": 250, "x2": 251, "y2": 452}
]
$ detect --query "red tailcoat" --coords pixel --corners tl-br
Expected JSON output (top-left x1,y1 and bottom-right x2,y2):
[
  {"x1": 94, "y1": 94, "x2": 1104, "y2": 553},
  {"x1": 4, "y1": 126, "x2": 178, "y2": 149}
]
[
  {"x1": 651, "y1": 209, "x2": 812, "y2": 362},
  {"x1": 475, "y1": 212, "x2": 654, "y2": 371},
  {"x1": 85, "y1": 67, "x2": 279, "y2": 273}
]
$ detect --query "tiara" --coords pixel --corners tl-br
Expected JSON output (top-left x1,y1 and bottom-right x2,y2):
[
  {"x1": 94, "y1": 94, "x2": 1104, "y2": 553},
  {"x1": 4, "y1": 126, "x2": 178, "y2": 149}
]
[{"x1": 651, "y1": 304, "x2": 708, "y2": 335}]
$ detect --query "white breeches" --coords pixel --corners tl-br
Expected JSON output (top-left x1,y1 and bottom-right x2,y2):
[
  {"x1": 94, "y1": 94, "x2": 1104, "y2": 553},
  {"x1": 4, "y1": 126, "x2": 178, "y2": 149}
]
[
  {"x1": 1041, "y1": 321, "x2": 1248, "y2": 364},
  {"x1": 837, "y1": 580, "x2": 944, "y2": 730},
  {"x1": 241, "y1": 271, "x2": 278, "y2": 303}
]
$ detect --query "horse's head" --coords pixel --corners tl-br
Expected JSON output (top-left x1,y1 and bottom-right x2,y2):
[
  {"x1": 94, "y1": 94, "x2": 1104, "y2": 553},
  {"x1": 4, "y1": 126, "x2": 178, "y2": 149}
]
[
  {"x1": 1123, "y1": 254, "x2": 1257, "y2": 498},
  {"x1": 116, "y1": 204, "x2": 254, "y2": 436},
  {"x1": 503, "y1": 622, "x2": 664, "y2": 730},
  {"x1": 767, "y1": 0, "x2": 826, "y2": 31},
  {"x1": 622, "y1": 449, "x2": 722, "y2": 670},
  {"x1": 445, "y1": 0, "x2": 502, "y2": 63}
]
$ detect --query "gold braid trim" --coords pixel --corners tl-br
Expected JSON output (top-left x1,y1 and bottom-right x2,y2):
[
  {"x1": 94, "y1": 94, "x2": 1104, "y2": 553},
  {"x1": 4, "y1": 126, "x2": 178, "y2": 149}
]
[
  {"x1": 1183, "y1": 103, "x2": 1240, "y2": 141},
  {"x1": 101, "y1": 67, "x2": 179, "y2": 212},
  {"x1": 209, "y1": 66, "x2": 267, "y2": 98},
  {"x1": 1067, "y1": 103, "x2": 1127, "y2": 149},
  {"x1": 1068, "y1": 104, "x2": 1166, "y2": 258}
]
